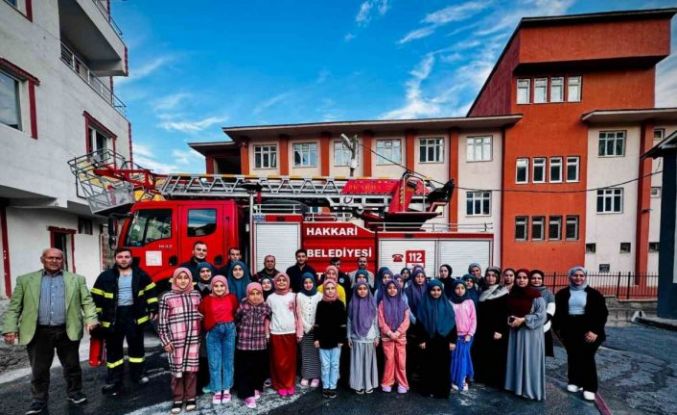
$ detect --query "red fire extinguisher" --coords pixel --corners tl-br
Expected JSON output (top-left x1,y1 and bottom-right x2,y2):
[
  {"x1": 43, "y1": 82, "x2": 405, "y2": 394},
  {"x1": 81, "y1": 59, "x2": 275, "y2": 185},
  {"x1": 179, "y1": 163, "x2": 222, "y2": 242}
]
[{"x1": 89, "y1": 332, "x2": 105, "y2": 367}]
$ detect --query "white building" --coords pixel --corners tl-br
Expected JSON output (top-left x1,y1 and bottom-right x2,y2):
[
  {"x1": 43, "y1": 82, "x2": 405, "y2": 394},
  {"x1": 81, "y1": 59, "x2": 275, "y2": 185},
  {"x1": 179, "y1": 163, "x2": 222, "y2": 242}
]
[{"x1": 0, "y1": 0, "x2": 130, "y2": 295}]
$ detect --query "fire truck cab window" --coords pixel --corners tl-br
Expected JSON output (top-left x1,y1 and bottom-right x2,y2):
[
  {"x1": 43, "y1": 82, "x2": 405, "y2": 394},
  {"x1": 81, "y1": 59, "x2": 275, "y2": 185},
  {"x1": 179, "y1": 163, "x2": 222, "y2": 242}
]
[
  {"x1": 187, "y1": 209, "x2": 217, "y2": 237},
  {"x1": 125, "y1": 209, "x2": 172, "y2": 246}
]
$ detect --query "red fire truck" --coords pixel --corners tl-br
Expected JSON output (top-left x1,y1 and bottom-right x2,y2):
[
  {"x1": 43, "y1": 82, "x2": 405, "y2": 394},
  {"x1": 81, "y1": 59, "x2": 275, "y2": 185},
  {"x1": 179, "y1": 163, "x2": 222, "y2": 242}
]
[{"x1": 69, "y1": 150, "x2": 494, "y2": 286}]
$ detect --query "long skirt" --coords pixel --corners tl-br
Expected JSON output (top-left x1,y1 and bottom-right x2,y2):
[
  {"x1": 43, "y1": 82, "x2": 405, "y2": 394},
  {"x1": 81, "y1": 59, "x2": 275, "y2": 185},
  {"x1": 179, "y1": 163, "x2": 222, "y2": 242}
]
[
  {"x1": 450, "y1": 336, "x2": 474, "y2": 389},
  {"x1": 300, "y1": 332, "x2": 321, "y2": 380},
  {"x1": 505, "y1": 327, "x2": 546, "y2": 401},
  {"x1": 472, "y1": 334, "x2": 507, "y2": 389},
  {"x1": 235, "y1": 349, "x2": 268, "y2": 400},
  {"x1": 421, "y1": 336, "x2": 451, "y2": 399},
  {"x1": 349, "y1": 341, "x2": 379, "y2": 391},
  {"x1": 270, "y1": 333, "x2": 297, "y2": 390}
]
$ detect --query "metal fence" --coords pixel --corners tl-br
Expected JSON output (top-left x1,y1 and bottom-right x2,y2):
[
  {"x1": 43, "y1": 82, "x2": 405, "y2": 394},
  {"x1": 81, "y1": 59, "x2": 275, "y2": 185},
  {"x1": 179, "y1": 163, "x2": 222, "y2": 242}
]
[{"x1": 544, "y1": 272, "x2": 659, "y2": 300}]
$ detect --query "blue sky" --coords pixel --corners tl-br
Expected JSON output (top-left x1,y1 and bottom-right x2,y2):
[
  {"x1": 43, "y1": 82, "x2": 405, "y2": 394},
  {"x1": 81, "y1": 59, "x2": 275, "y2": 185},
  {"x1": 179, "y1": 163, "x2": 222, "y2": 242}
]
[{"x1": 111, "y1": 0, "x2": 677, "y2": 173}]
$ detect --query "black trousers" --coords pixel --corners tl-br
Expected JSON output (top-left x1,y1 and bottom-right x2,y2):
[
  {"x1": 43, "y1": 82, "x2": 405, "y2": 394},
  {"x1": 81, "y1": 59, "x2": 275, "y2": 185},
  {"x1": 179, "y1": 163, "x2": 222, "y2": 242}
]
[
  {"x1": 105, "y1": 306, "x2": 145, "y2": 384},
  {"x1": 235, "y1": 349, "x2": 267, "y2": 400},
  {"x1": 560, "y1": 315, "x2": 602, "y2": 392},
  {"x1": 27, "y1": 325, "x2": 82, "y2": 402}
]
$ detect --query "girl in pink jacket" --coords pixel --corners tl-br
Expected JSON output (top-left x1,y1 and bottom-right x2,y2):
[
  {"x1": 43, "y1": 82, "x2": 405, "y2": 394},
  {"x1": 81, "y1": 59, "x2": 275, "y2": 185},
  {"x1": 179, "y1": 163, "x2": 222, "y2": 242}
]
[{"x1": 449, "y1": 279, "x2": 476, "y2": 391}]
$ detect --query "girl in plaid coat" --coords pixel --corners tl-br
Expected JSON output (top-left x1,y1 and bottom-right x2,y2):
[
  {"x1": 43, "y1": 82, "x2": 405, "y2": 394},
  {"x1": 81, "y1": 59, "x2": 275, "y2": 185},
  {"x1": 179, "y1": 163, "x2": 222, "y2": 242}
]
[{"x1": 158, "y1": 267, "x2": 203, "y2": 414}]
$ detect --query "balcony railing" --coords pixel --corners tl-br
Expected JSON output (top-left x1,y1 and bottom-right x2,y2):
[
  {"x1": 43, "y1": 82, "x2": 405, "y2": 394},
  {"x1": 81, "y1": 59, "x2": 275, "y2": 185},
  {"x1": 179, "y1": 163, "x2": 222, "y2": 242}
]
[
  {"x1": 60, "y1": 43, "x2": 126, "y2": 116},
  {"x1": 91, "y1": 0, "x2": 123, "y2": 38}
]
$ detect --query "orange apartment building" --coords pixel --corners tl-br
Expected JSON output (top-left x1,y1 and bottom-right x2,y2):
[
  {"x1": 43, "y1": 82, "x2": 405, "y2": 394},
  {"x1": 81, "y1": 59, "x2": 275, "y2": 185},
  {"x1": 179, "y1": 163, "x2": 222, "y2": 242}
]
[{"x1": 190, "y1": 8, "x2": 677, "y2": 274}]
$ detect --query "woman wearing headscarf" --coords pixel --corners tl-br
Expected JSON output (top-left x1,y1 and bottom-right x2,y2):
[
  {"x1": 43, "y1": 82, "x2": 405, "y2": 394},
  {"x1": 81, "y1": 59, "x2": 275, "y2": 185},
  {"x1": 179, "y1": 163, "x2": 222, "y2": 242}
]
[
  {"x1": 347, "y1": 282, "x2": 380, "y2": 394},
  {"x1": 194, "y1": 261, "x2": 215, "y2": 393},
  {"x1": 195, "y1": 262, "x2": 214, "y2": 297},
  {"x1": 462, "y1": 274, "x2": 480, "y2": 307},
  {"x1": 295, "y1": 272, "x2": 322, "y2": 388},
  {"x1": 260, "y1": 276, "x2": 274, "y2": 300},
  {"x1": 553, "y1": 266, "x2": 608, "y2": 402},
  {"x1": 374, "y1": 267, "x2": 394, "y2": 304},
  {"x1": 437, "y1": 264, "x2": 454, "y2": 299},
  {"x1": 449, "y1": 279, "x2": 476, "y2": 391},
  {"x1": 472, "y1": 266, "x2": 509, "y2": 389},
  {"x1": 227, "y1": 260, "x2": 252, "y2": 302},
  {"x1": 415, "y1": 279, "x2": 457, "y2": 399},
  {"x1": 502, "y1": 268, "x2": 516, "y2": 291},
  {"x1": 399, "y1": 267, "x2": 411, "y2": 288},
  {"x1": 529, "y1": 269, "x2": 556, "y2": 357},
  {"x1": 404, "y1": 267, "x2": 428, "y2": 389},
  {"x1": 468, "y1": 263, "x2": 482, "y2": 287},
  {"x1": 504, "y1": 269, "x2": 547, "y2": 401}
]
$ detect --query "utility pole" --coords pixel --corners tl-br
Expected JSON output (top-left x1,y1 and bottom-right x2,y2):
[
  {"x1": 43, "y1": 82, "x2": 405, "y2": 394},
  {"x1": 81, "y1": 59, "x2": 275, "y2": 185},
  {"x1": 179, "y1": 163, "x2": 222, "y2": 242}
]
[{"x1": 340, "y1": 133, "x2": 359, "y2": 177}]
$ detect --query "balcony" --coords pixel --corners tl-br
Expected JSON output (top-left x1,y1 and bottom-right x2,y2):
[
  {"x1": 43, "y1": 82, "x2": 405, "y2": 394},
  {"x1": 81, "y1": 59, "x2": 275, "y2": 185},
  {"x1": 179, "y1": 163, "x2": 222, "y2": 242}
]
[
  {"x1": 61, "y1": 43, "x2": 126, "y2": 115},
  {"x1": 58, "y1": 0, "x2": 127, "y2": 76}
]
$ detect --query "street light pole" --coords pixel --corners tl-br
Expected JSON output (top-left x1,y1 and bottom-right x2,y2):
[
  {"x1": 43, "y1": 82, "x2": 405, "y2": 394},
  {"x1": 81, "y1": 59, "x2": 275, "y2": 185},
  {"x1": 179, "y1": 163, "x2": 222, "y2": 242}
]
[{"x1": 341, "y1": 133, "x2": 359, "y2": 177}]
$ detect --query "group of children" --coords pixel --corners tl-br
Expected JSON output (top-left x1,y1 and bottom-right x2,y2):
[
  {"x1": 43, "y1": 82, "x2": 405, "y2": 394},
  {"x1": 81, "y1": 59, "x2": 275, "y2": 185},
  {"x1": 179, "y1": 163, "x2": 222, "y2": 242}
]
[{"x1": 157, "y1": 260, "x2": 484, "y2": 413}]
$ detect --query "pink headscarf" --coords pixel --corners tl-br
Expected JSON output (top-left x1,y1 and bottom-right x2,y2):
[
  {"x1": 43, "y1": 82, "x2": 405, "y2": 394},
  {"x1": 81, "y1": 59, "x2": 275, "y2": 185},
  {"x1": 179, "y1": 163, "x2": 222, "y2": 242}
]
[
  {"x1": 210, "y1": 275, "x2": 229, "y2": 296},
  {"x1": 246, "y1": 282, "x2": 264, "y2": 305},
  {"x1": 273, "y1": 273, "x2": 291, "y2": 295},
  {"x1": 324, "y1": 265, "x2": 339, "y2": 282},
  {"x1": 322, "y1": 280, "x2": 338, "y2": 302},
  {"x1": 172, "y1": 267, "x2": 194, "y2": 293}
]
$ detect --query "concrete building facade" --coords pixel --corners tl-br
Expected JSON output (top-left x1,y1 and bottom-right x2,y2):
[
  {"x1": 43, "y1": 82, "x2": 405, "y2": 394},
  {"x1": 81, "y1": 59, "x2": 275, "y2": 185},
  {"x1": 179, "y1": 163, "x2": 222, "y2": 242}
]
[{"x1": 0, "y1": 0, "x2": 130, "y2": 295}]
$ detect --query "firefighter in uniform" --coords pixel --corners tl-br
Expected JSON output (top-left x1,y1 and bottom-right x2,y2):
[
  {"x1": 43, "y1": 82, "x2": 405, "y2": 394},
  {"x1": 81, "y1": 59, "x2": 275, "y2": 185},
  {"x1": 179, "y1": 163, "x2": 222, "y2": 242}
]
[{"x1": 92, "y1": 247, "x2": 158, "y2": 395}]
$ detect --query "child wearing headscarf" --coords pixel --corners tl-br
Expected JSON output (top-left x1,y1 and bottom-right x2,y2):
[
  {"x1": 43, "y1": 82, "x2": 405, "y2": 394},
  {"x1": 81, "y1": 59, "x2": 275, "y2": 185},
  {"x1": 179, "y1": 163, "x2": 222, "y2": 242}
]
[
  {"x1": 295, "y1": 272, "x2": 322, "y2": 388},
  {"x1": 314, "y1": 280, "x2": 346, "y2": 399},
  {"x1": 158, "y1": 267, "x2": 203, "y2": 414},
  {"x1": 198, "y1": 275, "x2": 238, "y2": 404},
  {"x1": 195, "y1": 262, "x2": 214, "y2": 297},
  {"x1": 462, "y1": 274, "x2": 480, "y2": 307},
  {"x1": 415, "y1": 279, "x2": 457, "y2": 399},
  {"x1": 235, "y1": 283, "x2": 272, "y2": 409},
  {"x1": 347, "y1": 282, "x2": 380, "y2": 394},
  {"x1": 374, "y1": 267, "x2": 394, "y2": 304},
  {"x1": 318, "y1": 266, "x2": 347, "y2": 305},
  {"x1": 399, "y1": 267, "x2": 412, "y2": 287},
  {"x1": 449, "y1": 279, "x2": 476, "y2": 391},
  {"x1": 437, "y1": 264, "x2": 454, "y2": 299},
  {"x1": 227, "y1": 260, "x2": 252, "y2": 302},
  {"x1": 266, "y1": 273, "x2": 298, "y2": 396},
  {"x1": 353, "y1": 269, "x2": 372, "y2": 291},
  {"x1": 378, "y1": 280, "x2": 410, "y2": 394},
  {"x1": 404, "y1": 267, "x2": 428, "y2": 389},
  {"x1": 260, "y1": 276, "x2": 274, "y2": 300}
]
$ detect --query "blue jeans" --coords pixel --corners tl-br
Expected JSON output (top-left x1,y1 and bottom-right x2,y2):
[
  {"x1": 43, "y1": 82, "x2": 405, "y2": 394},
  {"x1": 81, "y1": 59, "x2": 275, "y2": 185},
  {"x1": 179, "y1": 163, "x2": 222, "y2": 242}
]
[
  {"x1": 319, "y1": 347, "x2": 341, "y2": 390},
  {"x1": 206, "y1": 322, "x2": 236, "y2": 392}
]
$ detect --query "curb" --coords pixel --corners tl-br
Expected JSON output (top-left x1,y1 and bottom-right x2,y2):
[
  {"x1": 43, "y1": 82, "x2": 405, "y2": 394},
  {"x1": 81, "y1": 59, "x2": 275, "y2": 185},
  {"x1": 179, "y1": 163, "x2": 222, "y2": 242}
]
[
  {"x1": 635, "y1": 316, "x2": 677, "y2": 332},
  {"x1": 595, "y1": 393, "x2": 613, "y2": 415}
]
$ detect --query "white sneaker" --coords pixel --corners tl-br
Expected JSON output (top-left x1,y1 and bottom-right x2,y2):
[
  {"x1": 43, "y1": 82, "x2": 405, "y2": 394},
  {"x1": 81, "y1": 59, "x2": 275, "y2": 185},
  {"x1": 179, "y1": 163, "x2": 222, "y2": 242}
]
[
  {"x1": 567, "y1": 384, "x2": 582, "y2": 393},
  {"x1": 583, "y1": 391, "x2": 595, "y2": 401}
]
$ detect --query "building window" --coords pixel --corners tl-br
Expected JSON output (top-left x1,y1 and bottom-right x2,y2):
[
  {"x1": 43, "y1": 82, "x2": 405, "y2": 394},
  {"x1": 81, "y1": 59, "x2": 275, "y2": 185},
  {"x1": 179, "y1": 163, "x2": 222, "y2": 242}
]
[
  {"x1": 649, "y1": 242, "x2": 660, "y2": 253},
  {"x1": 533, "y1": 158, "x2": 546, "y2": 183},
  {"x1": 0, "y1": 70, "x2": 21, "y2": 130},
  {"x1": 654, "y1": 128, "x2": 665, "y2": 141},
  {"x1": 334, "y1": 140, "x2": 354, "y2": 166},
  {"x1": 515, "y1": 216, "x2": 528, "y2": 240},
  {"x1": 516, "y1": 158, "x2": 529, "y2": 183},
  {"x1": 419, "y1": 137, "x2": 443, "y2": 163},
  {"x1": 598, "y1": 131, "x2": 626, "y2": 157},
  {"x1": 586, "y1": 243, "x2": 596, "y2": 253},
  {"x1": 567, "y1": 76, "x2": 581, "y2": 102},
  {"x1": 548, "y1": 216, "x2": 562, "y2": 240},
  {"x1": 565, "y1": 216, "x2": 579, "y2": 240},
  {"x1": 599, "y1": 263, "x2": 610, "y2": 273},
  {"x1": 534, "y1": 78, "x2": 547, "y2": 103},
  {"x1": 466, "y1": 136, "x2": 492, "y2": 162},
  {"x1": 566, "y1": 156, "x2": 580, "y2": 182},
  {"x1": 549, "y1": 157, "x2": 562, "y2": 182},
  {"x1": 517, "y1": 79, "x2": 530, "y2": 104},
  {"x1": 78, "y1": 217, "x2": 93, "y2": 235},
  {"x1": 87, "y1": 125, "x2": 114, "y2": 157},
  {"x1": 597, "y1": 188, "x2": 623, "y2": 213},
  {"x1": 620, "y1": 242, "x2": 631, "y2": 253},
  {"x1": 466, "y1": 191, "x2": 491, "y2": 216},
  {"x1": 651, "y1": 187, "x2": 661, "y2": 198},
  {"x1": 550, "y1": 77, "x2": 563, "y2": 102},
  {"x1": 254, "y1": 145, "x2": 277, "y2": 169},
  {"x1": 531, "y1": 216, "x2": 545, "y2": 241},
  {"x1": 376, "y1": 139, "x2": 401, "y2": 165},
  {"x1": 187, "y1": 209, "x2": 217, "y2": 237},
  {"x1": 293, "y1": 142, "x2": 318, "y2": 167}
]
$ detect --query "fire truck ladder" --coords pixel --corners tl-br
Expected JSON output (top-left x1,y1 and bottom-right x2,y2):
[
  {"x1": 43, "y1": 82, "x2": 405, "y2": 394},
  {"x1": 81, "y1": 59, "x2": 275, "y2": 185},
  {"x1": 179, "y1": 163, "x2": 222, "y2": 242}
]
[
  {"x1": 68, "y1": 149, "x2": 164, "y2": 214},
  {"x1": 159, "y1": 173, "x2": 452, "y2": 215}
]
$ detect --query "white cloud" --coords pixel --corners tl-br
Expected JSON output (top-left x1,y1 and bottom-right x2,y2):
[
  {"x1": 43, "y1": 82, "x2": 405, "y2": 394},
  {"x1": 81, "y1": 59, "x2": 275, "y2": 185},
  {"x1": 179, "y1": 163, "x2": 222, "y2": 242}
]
[
  {"x1": 657, "y1": 53, "x2": 677, "y2": 107},
  {"x1": 116, "y1": 55, "x2": 175, "y2": 86},
  {"x1": 253, "y1": 92, "x2": 293, "y2": 115},
  {"x1": 159, "y1": 115, "x2": 228, "y2": 133},
  {"x1": 132, "y1": 143, "x2": 179, "y2": 174},
  {"x1": 344, "y1": 32, "x2": 356, "y2": 42},
  {"x1": 152, "y1": 93, "x2": 191, "y2": 112},
  {"x1": 355, "y1": 0, "x2": 390, "y2": 26},
  {"x1": 380, "y1": 54, "x2": 443, "y2": 119},
  {"x1": 399, "y1": 0, "x2": 490, "y2": 44},
  {"x1": 171, "y1": 148, "x2": 204, "y2": 166}
]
